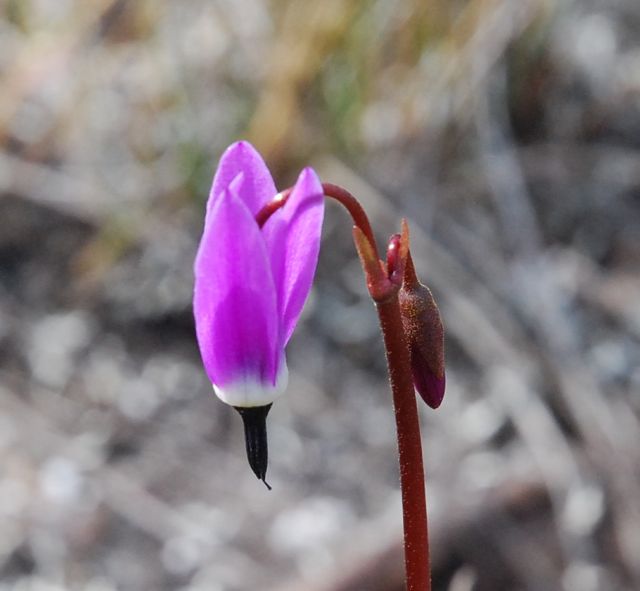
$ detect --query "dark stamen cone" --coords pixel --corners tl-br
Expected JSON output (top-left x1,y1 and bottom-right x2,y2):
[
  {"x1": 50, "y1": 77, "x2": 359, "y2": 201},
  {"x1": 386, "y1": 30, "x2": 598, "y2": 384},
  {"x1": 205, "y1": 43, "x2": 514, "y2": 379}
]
[
  {"x1": 399, "y1": 253, "x2": 446, "y2": 409},
  {"x1": 234, "y1": 404, "x2": 273, "y2": 490}
]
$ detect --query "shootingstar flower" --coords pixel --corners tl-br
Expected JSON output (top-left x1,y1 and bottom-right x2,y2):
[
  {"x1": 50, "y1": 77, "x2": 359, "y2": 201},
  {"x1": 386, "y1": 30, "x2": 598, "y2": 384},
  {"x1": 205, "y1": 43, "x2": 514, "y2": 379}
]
[{"x1": 193, "y1": 141, "x2": 324, "y2": 487}]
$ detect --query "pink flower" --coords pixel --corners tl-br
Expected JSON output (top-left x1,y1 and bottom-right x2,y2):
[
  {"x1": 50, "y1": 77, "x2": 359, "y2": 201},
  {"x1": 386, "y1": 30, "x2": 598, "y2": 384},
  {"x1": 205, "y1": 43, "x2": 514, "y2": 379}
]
[{"x1": 193, "y1": 141, "x2": 324, "y2": 485}]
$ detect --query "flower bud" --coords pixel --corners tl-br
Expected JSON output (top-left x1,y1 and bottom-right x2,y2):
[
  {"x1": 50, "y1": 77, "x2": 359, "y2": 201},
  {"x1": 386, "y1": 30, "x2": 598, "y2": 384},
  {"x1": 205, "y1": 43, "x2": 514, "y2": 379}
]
[{"x1": 398, "y1": 254, "x2": 445, "y2": 409}]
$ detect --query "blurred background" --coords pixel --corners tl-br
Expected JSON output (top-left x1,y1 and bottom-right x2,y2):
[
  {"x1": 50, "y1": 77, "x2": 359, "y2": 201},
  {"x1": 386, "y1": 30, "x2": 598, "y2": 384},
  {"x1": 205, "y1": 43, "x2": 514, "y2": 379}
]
[{"x1": 1, "y1": 0, "x2": 639, "y2": 590}]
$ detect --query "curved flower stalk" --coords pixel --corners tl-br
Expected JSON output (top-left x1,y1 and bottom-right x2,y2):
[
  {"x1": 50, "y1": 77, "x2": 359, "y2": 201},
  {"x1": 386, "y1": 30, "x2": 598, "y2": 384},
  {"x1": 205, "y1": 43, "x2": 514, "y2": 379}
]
[
  {"x1": 193, "y1": 141, "x2": 324, "y2": 487},
  {"x1": 331, "y1": 195, "x2": 443, "y2": 591}
]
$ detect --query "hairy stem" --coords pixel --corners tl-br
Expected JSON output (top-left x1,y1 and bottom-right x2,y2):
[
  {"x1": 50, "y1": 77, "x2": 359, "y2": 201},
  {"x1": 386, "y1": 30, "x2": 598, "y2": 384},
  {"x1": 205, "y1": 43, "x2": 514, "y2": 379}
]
[
  {"x1": 323, "y1": 182, "x2": 431, "y2": 590},
  {"x1": 377, "y1": 296, "x2": 431, "y2": 591},
  {"x1": 322, "y1": 183, "x2": 380, "y2": 260}
]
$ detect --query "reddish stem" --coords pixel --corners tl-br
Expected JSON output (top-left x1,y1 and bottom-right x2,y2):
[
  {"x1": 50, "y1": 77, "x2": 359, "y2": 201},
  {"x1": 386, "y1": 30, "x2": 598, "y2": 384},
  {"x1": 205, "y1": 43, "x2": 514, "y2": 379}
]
[
  {"x1": 256, "y1": 184, "x2": 377, "y2": 255},
  {"x1": 321, "y1": 183, "x2": 380, "y2": 260},
  {"x1": 257, "y1": 180, "x2": 432, "y2": 589},
  {"x1": 377, "y1": 296, "x2": 431, "y2": 591},
  {"x1": 323, "y1": 183, "x2": 431, "y2": 591},
  {"x1": 255, "y1": 188, "x2": 291, "y2": 228}
]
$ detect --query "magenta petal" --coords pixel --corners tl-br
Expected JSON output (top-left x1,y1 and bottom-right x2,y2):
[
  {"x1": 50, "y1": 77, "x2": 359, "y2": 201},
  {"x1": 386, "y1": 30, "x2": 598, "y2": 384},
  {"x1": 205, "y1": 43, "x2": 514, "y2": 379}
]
[
  {"x1": 194, "y1": 186, "x2": 280, "y2": 390},
  {"x1": 263, "y1": 168, "x2": 324, "y2": 344},
  {"x1": 208, "y1": 141, "x2": 277, "y2": 217}
]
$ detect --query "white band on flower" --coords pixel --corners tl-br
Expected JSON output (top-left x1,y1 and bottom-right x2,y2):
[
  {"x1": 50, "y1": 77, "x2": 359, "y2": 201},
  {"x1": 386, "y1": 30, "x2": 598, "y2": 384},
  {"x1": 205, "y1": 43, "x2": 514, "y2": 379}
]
[{"x1": 213, "y1": 360, "x2": 289, "y2": 407}]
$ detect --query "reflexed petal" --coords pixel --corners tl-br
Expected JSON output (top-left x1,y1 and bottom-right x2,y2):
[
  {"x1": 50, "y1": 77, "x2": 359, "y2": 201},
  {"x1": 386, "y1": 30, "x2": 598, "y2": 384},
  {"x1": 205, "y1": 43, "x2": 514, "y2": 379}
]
[
  {"x1": 208, "y1": 141, "x2": 277, "y2": 217},
  {"x1": 263, "y1": 167, "x2": 324, "y2": 344},
  {"x1": 194, "y1": 186, "x2": 281, "y2": 394}
]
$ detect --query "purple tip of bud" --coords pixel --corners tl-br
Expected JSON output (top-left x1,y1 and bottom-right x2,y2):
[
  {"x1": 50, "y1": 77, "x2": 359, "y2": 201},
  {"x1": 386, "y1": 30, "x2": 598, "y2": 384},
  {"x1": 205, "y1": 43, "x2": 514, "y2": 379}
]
[
  {"x1": 411, "y1": 348, "x2": 446, "y2": 409},
  {"x1": 399, "y1": 251, "x2": 446, "y2": 410}
]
